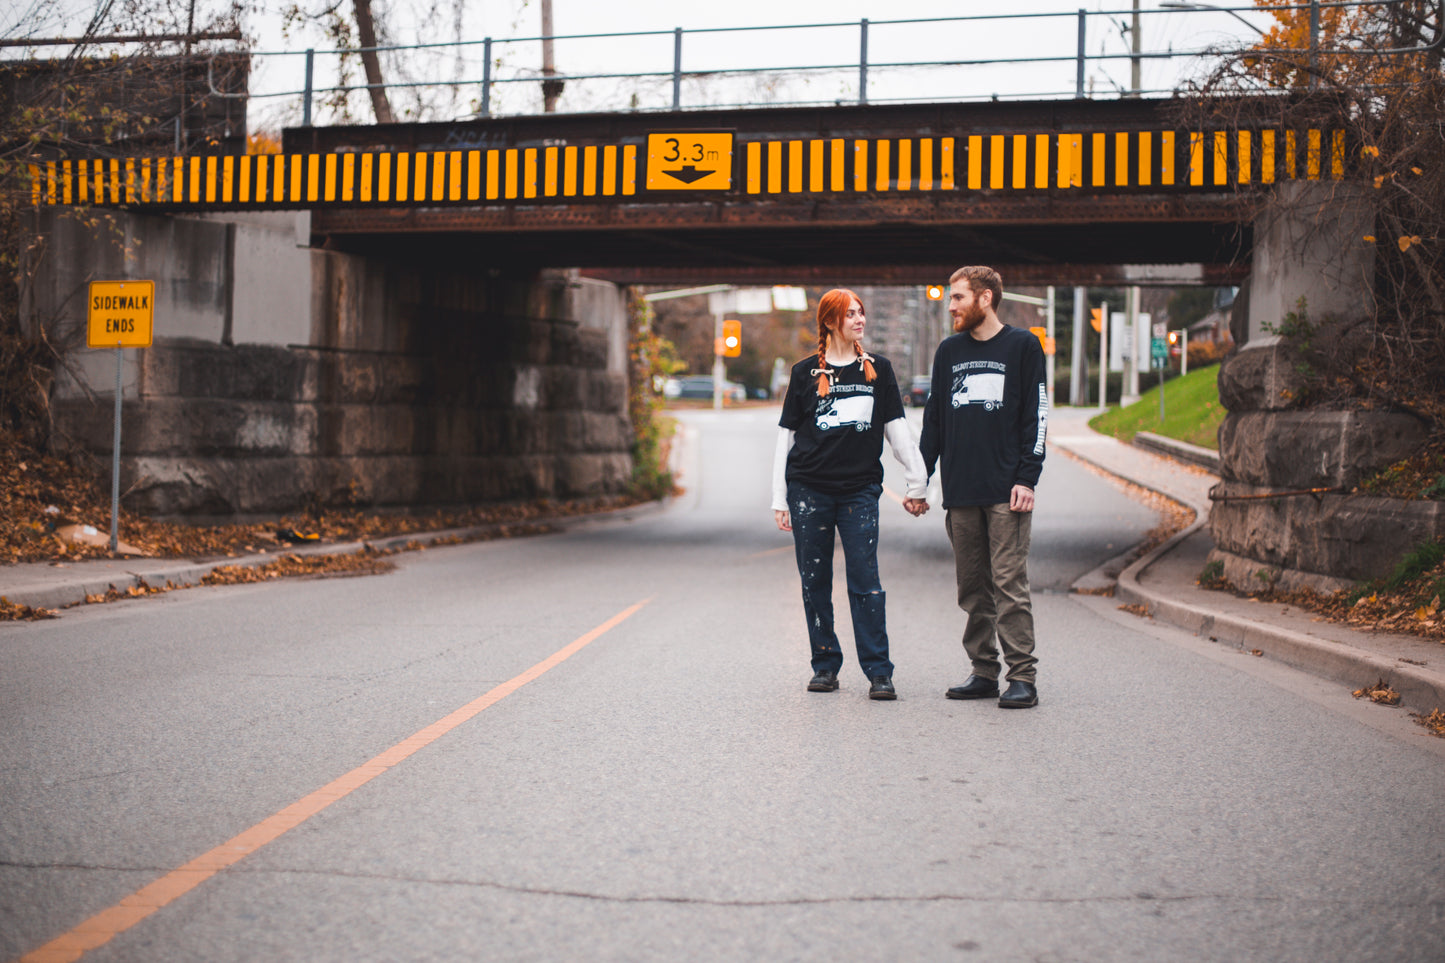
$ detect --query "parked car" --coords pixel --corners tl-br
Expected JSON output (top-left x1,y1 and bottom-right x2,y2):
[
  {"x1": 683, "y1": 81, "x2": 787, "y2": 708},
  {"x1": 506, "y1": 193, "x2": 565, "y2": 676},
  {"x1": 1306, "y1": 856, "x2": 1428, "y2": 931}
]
[
  {"x1": 907, "y1": 375, "x2": 931, "y2": 407},
  {"x1": 663, "y1": 376, "x2": 745, "y2": 403}
]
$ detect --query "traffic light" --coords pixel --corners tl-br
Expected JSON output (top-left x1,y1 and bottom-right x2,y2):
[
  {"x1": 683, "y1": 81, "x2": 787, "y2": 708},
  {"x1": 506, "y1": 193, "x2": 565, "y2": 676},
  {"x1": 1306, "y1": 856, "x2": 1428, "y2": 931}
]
[
  {"x1": 925, "y1": 284, "x2": 945, "y2": 301},
  {"x1": 1028, "y1": 326, "x2": 1056, "y2": 356},
  {"x1": 1089, "y1": 307, "x2": 1105, "y2": 333},
  {"x1": 1167, "y1": 330, "x2": 1179, "y2": 344},
  {"x1": 720, "y1": 319, "x2": 742, "y2": 357}
]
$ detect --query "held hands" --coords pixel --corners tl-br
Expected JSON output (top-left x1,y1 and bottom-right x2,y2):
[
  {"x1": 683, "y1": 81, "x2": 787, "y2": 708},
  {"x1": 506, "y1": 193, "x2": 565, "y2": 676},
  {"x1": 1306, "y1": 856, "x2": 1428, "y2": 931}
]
[{"x1": 902, "y1": 497, "x2": 930, "y2": 517}]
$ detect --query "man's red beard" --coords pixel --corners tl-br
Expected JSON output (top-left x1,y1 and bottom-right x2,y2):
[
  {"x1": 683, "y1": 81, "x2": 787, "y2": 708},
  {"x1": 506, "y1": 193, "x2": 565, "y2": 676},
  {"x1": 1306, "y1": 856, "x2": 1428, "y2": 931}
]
[{"x1": 952, "y1": 303, "x2": 987, "y2": 333}]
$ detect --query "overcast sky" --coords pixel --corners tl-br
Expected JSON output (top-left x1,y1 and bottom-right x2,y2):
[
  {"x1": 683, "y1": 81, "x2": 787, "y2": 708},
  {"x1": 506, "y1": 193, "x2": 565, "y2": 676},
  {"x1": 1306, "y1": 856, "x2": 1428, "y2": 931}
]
[{"x1": 11, "y1": 1, "x2": 1275, "y2": 130}]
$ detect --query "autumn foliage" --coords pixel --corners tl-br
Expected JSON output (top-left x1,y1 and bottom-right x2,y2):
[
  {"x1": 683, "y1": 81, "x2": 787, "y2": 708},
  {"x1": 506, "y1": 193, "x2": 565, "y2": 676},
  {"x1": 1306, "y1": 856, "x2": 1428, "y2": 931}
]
[{"x1": 1182, "y1": 1, "x2": 1444, "y2": 444}]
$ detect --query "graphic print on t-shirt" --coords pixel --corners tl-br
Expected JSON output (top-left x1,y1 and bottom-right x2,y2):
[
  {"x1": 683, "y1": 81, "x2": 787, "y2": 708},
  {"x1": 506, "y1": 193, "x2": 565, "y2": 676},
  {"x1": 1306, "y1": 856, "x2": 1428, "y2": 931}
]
[
  {"x1": 950, "y1": 360, "x2": 1007, "y2": 411},
  {"x1": 815, "y1": 386, "x2": 874, "y2": 432}
]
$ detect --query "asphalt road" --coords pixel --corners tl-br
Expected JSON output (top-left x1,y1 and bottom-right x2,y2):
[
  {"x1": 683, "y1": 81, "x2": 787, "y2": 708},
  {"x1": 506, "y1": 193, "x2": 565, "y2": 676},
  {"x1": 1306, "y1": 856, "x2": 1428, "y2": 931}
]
[{"x1": 3, "y1": 407, "x2": 1443, "y2": 962}]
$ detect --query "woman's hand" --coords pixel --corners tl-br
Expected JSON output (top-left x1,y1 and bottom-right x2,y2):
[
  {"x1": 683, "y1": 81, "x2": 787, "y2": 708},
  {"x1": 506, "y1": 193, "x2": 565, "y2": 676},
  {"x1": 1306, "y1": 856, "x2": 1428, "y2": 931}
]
[
  {"x1": 774, "y1": 509, "x2": 792, "y2": 532},
  {"x1": 902, "y1": 497, "x2": 930, "y2": 517}
]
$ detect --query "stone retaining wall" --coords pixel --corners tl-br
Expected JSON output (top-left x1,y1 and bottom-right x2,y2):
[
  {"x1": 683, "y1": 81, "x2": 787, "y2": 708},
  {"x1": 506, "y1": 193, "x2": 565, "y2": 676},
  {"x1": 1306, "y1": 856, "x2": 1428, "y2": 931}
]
[
  {"x1": 53, "y1": 328, "x2": 631, "y2": 516},
  {"x1": 1210, "y1": 339, "x2": 1437, "y2": 590},
  {"x1": 31, "y1": 209, "x2": 634, "y2": 518}
]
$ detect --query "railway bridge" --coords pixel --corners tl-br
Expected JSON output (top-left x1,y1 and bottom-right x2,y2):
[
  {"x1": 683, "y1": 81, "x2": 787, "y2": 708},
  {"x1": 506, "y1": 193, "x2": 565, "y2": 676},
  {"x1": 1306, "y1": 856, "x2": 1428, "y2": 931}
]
[{"x1": 26, "y1": 97, "x2": 1360, "y2": 516}]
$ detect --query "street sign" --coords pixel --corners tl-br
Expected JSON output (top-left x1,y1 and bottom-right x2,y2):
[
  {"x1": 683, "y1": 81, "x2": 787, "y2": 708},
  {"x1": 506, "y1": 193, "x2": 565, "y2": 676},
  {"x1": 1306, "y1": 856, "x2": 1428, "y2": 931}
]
[
  {"x1": 1151, "y1": 337, "x2": 1168, "y2": 365},
  {"x1": 87, "y1": 280, "x2": 154, "y2": 348},
  {"x1": 645, "y1": 132, "x2": 733, "y2": 190}
]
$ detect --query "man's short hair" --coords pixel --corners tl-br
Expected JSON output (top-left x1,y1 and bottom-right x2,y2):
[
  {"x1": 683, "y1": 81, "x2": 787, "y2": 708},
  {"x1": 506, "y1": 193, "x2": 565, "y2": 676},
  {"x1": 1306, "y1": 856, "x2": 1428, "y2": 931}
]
[{"x1": 950, "y1": 266, "x2": 1003, "y2": 311}]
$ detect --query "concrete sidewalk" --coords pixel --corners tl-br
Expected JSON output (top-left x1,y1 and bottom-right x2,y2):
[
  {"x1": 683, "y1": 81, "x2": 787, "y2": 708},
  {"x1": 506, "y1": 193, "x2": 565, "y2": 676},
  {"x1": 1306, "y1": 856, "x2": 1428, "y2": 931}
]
[{"x1": 1050, "y1": 406, "x2": 1445, "y2": 717}]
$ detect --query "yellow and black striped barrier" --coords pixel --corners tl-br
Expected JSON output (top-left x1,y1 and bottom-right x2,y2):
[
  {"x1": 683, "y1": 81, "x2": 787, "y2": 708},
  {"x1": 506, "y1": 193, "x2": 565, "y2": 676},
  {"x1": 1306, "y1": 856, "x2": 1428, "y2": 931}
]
[{"x1": 30, "y1": 128, "x2": 1346, "y2": 211}]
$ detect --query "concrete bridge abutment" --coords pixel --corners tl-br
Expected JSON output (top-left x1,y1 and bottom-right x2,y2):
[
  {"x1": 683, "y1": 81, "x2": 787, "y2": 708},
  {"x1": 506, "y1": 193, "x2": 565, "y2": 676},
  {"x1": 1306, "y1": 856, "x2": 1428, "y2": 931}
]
[
  {"x1": 1209, "y1": 182, "x2": 1441, "y2": 591},
  {"x1": 25, "y1": 209, "x2": 633, "y2": 518}
]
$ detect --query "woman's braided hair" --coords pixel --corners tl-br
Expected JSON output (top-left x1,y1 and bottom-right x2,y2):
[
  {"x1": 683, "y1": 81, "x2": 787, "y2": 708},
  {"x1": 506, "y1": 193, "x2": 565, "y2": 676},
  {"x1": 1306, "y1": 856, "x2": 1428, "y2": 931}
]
[{"x1": 814, "y1": 288, "x2": 876, "y2": 397}]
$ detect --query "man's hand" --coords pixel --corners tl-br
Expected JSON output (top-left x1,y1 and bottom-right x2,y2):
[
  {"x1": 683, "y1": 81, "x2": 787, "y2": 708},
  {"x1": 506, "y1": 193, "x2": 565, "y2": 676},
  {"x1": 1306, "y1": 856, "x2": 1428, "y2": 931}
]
[
  {"x1": 902, "y1": 497, "x2": 930, "y2": 517},
  {"x1": 1009, "y1": 485, "x2": 1035, "y2": 513},
  {"x1": 774, "y1": 509, "x2": 792, "y2": 532}
]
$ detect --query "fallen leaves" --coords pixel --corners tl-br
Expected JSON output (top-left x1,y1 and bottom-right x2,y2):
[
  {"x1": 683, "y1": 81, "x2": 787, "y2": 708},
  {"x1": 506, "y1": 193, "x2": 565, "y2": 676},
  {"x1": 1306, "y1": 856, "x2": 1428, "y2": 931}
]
[
  {"x1": 1202, "y1": 545, "x2": 1445, "y2": 645},
  {"x1": 1412, "y1": 708, "x2": 1445, "y2": 738},
  {"x1": 202, "y1": 550, "x2": 396, "y2": 586},
  {"x1": 0, "y1": 597, "x2": 57, "y2": 622},
  {"x1": 1118, "y1": 603, "x2": 1150, "y2": 618},
  {"x1": 1352, "y1": 680, "x2": 1402, "y2": 705},
  {"x1": 1, "y1": 428, "x2": 650, "y2": 566}
]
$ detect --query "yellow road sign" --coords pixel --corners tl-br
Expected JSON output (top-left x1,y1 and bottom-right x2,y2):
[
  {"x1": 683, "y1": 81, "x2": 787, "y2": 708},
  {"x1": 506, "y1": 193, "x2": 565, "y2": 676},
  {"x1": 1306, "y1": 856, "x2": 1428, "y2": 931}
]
[
  {"x1": 87, "y1": 280, "x2": 154, "y2": 348},
  {"x1": 646, "y1": 132, "x2": 733, "y2": 190}
]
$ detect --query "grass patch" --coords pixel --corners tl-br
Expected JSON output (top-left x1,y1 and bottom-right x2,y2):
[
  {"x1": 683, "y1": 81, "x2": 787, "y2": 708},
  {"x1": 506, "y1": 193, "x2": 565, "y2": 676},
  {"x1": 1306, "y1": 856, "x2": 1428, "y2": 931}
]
[{"x1": 1088, "y1": 365, "x2": 1225, "y2": 450}]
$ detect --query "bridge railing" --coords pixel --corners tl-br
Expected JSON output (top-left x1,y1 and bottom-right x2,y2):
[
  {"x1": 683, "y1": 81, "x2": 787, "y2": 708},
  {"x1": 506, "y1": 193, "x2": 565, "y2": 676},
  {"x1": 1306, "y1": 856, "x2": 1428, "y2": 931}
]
[{"x1": 215, "y1": 2, "x2": 1405, "y2": 130}]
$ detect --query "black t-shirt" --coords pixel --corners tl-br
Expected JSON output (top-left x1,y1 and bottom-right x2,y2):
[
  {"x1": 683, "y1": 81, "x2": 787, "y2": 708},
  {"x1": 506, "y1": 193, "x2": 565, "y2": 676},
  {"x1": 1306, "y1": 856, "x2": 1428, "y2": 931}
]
[
  {"x1": 778, "y1": 353, "x2": 904, "y2": 496},
  {"x1": 919, "y1": 324, "x2": 1048, "y2": 507}
]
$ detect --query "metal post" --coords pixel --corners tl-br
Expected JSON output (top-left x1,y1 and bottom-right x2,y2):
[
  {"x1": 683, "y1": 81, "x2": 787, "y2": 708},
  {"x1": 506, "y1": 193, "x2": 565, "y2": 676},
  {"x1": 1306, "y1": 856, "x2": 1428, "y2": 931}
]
[
  {"x1": 302, "y1": 48, "x2": 314, "y2": 126},
  {"x1": 1045, "y1": 286, "x2": 1056, "y2": 408},
  {"x1": 1181, "y1": 328, "x2": 1189, "y2": 376},
  {"x1": 481, "y1": 37, "x2": 492, "y2": 116},
  {"x1": 712, "y1": 312, "x2": 724, "y2": 410},
  {"x1": 110, "y1": 348, "x2": 123, "y2": 555},
  {"x1": 1308, "y1": 0, "x2": 1321, "y2": 89},
  {"x1": 1159, "y1": 358, "x2": 1166, "y2": 422},
  {"x1": 1121, "y1": 284, "x2": 1132, "y2": 396},
  {"x1": 672, "y1": 28, "x2": 683, "y2": 110},
  {"x1": 859, "y1": 19, "x2": 869, "y2": 105},
  {"x1": 1076, "y1": 10, "x2": 1087, "y2": 98},
  {"x1": 1097, "y1": 301, "x2": 1108, "y2": 410},
  {"x1": 1071, "y1": 286, "x2": 1087, "y2": 405}
]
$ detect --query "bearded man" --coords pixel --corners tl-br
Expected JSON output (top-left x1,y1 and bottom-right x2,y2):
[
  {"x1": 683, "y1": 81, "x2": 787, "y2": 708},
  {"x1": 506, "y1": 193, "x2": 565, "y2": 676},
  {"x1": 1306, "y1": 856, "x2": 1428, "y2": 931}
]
[{"x1": 913, "y1": 265, "x2": 1048, "y2": 709}]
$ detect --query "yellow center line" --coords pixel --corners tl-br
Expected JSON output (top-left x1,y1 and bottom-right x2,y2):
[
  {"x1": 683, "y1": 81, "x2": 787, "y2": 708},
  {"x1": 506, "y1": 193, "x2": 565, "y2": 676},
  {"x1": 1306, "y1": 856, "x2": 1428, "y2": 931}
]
[{"x1": 19, "y1": 599, "x2": 652, "y2": 963}]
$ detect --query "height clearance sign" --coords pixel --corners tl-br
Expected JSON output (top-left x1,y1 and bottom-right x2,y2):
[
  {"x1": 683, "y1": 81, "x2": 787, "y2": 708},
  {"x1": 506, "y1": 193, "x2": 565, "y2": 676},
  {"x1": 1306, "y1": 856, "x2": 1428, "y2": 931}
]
[
  {"x1": 645, "y1": 132, "x2": 733, "y2": 190},
  {"x1": 87, "y1": 280, "x2": 154, "y2": 348}
]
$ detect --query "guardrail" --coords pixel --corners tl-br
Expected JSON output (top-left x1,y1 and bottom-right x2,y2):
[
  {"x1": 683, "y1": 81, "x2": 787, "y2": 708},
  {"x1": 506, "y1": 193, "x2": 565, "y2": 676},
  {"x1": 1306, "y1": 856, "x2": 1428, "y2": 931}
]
[{"x1": 202, "y1": 1, "x2": 1425, "y2": 127}]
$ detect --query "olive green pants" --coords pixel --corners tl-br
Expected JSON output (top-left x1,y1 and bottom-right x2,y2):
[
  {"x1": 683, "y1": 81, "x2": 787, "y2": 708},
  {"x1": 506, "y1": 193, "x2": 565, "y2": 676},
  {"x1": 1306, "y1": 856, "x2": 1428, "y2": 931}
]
[{"x1": 945, "y1": 504, "x2": 1038, "y2": 684}]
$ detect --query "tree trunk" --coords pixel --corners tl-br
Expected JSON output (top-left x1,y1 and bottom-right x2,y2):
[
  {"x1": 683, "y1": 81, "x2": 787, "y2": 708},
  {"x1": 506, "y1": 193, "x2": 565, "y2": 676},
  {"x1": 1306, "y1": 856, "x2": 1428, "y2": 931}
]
[{"x1": 352, "y1": 0, "x2": 395, "y2": 124}]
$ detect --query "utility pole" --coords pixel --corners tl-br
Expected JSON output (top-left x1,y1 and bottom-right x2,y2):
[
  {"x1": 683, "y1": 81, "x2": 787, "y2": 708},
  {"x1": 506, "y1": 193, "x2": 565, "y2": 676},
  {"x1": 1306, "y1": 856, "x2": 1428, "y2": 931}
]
[
  {"x1": 1045, "y1": 286, "x2": 1056, "y2": 408},
  {"x1": 1124, "y1": 285, "x2": 1141, "y2": 402},
  {"x1": 1130, "y1": 0, "x2": 1142, "y2": 96},
  {"x1": 541, "y1": 0, "x2": 564, "y2": 112},
  {"x1": 1070, "y1": 286, "x2": 1087, "y2": 406}
]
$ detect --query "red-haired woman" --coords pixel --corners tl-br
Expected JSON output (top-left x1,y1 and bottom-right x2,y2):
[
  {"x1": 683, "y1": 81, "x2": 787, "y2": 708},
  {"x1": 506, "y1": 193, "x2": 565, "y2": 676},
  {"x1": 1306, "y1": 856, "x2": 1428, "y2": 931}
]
[{"x1": 771, "y1": 289, "x2": 930, "y2": 700}]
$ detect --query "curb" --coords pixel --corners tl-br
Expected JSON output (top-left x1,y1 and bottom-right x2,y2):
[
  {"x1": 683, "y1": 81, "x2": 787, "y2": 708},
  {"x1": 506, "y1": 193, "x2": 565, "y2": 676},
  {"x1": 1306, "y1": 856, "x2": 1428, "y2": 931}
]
[
  {"x1": 2, "y1": 498, "x2": 669, "y2": 613},
  {"x1": 1057, "y1": 438, "x2": 1445, "y2": 715},
  {"x1": 1131, "y1": 431, "x2": 1222, "y2": 473}
]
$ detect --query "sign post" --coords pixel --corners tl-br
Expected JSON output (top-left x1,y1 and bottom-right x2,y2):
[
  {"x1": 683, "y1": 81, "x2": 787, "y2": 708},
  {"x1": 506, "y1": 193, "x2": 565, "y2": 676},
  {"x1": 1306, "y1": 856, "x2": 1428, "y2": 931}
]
[
  {"x1": 1151, "y1": 336, "x2": 1168, "y2": 421},
  {"x1": 87, "y1": 280, "x2": 154, "y2": 554}
]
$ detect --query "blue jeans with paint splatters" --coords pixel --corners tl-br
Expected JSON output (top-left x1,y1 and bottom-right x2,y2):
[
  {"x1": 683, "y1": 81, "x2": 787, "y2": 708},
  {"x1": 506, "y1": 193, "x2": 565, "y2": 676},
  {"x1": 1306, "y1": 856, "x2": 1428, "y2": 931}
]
[{"x1": 787, "y1": 481, "x2": 893, "y2": 680}]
